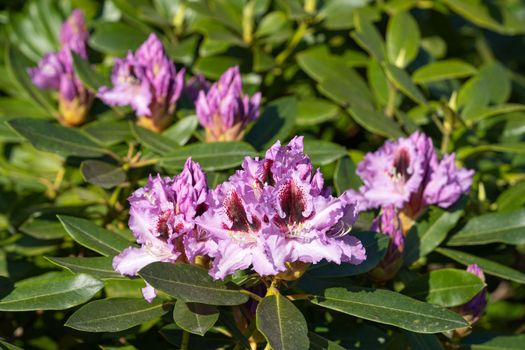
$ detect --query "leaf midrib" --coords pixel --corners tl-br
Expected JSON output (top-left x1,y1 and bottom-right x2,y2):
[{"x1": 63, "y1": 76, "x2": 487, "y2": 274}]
[
  {"x1": 62, "y1": 219, "x2": 123, "y2": 256},
  {"x1": 141, "y1": 273, "x2": 241, "y2": 297},
  {"x1": 0, "y1": 280, "x2": 100, "y2": 305},
  {"x1": 68, "y1": 303, "x2": 163, "y2": 327}
]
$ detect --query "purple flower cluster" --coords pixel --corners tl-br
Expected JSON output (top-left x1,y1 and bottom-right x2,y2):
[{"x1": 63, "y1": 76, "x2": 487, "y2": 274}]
[
  {"x1": 98, "y1": 34, "x2": 185, "y2": 132},
  {"x1": 28, "y1": 10, "x2": 93, "y2": 126},
  {"x1": 196, "y1": 66, "x2": 261, "y2": 142},
  {"x1": 113, "y1": 137, "x2": 366, "y2": 299},
  {"x1": 352, "y1": 131, "x2": 474, "y2": 222}
]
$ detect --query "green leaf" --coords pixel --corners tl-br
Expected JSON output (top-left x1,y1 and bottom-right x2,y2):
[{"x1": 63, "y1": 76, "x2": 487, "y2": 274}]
[
  {"x1": 367, "y1": 59, "x2": 389, "y2": 106},
  {"x1": 307, "y1": 232, "x2": 390, "y2": 278},
  {"x1": 58, "y1": 216, "x2": 132, "y2": 257},
  {"x1": 131, "y1": 123, "x2": 180, "y2": 154},
  {"x1": 334, "y1": 156, "x2": 361, "y2": 195},
  {"x1": 347, "y1": 104, "x2": 405, "y2": 139},
  {"x1": 0, "y1": 273, "x2": 103, "y2": 311},
  {"x1": 90, "y1": 22, "x2": 149, "y2": 56},
  {"x1": 463, "y1": 334, "x2": 525, "y2": 350},
  {"x1": 162, "y1": 115, "x2": 198, "y2": 146},
  {"x1": 386, "y1": 11, "x2": 420, "y2": 68},
  {"x1": 303, "y1": 140, "x2": 347, "y2": 166},
  {"x1": 256, "y1": 293, "x2": 309, "y2": 350},
  {"x1": 309, "y1": 286, "x2": 469, "y2": 333},
  {"x1": 448, "y1": 208, "x2": 525, "y2": 246},
  {"x1": 173, "y1": 302, "x2": 219, "y2": 336},
  {"x1": 46, "y1": 256, "x2": 122, "y2": 279},
  {"x1": 496, "y1": 182, "x2": 525, "y2": 212},
  {"x1": 351, "y1": 13, "x2": 386, "y2": 61},
  {"x1": 160, "y1": 142, "x2": 257, "y2": 171},
  {"x1": 404, "y1": 206, "x2": 464, "y2": 265},
  {"x1": 81, "y1": 160, "x2": 126, "y2": 189},
  {"x1": 19, "y1": 218, "x2": 67, "y2": 240},
  {"x1": 384, "y1": 63, "x2": 427, "y2": 105},
  {"x1": 246, "y1": 97, "x2": 297, "y2": 151},
  {"x1": 83, "y1": 120, "x2": 132, "y2": 146},
  {"x1": 457, "y1": 143, "x2": 525, "y2": 159},
  {"x1": 0, "y1": 339, "x2": 23, "y2": 350},
  {"x1": 308, "y1": 332, "x2": 345, "y2": 350},
  {"x1": 296, "y1": 99, "x2": 339, "y2": 126},
  {"x1": 412, "y1": 60, "x2": 477, "y2": 84},
  {"x1": 65, "y1": 298, "x2": 167, "y2": 332},
  {"x1": 5, "y1": 45, "x2": 57, "y2": 117},
  {"x1": 71, "y1": 52, "x2": 110, "y2": 93},
  {"x1": 139, "y1": 262, "x2": 249, "y2": 306},
  {"x1": 436, "y1": 248, "x2": 525, "y2": 284},
  {"x1": 255, "y1": 11, "x2": 288, "y2": 38},
  {"x1": 8, "y1": 118, "x2": 107, "y2": 158},
  {"x1": 467, "y1": 104, "x2": 525, "y2": 124},
  {"x1": 402, "y1": 268, "x2": 485, "y2": 307}
]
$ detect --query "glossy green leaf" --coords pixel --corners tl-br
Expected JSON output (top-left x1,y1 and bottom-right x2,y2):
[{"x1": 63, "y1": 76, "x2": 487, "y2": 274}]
[
  {"x1": 8, "y1": 118, "x2": 107, "y2": 157},
  {"x1": 334, "y1": 156, "x2": 361, "y2": 195},
  {"x1": 0, "y1": 273, "x2": 103, "y2": 311},
  {"x1": 448, "y1": 208, "x2": 525, "y2": 246},
  {"x1": 162, "y1": 115, "x2": 198, "y2": 146},
  {"x1": 413, "y1": 60, "x2": 477, "y2": 84},
  {"x1": 351, "y1": 13, "x2": 385, "y2": 61},
  {"x1": 404, "y1": 206, "x2": 464, "y2": 265},
  {"x1": 458, "y1": 143, "x2": 525, "y2": 159},
  {"x1": 193, "y1": 56, "x2": 242, "y2": 80},
  {"x1": 173, "y1": 302, "x2": 219, "y2": 336},
  {"x1": 310, "y1": 286, "x2": 469, "y2": 333},
  {"x1": 468, "y1": 104, "x2": 525, "y2": 124},
  {"x1": 496, "y1": 182, "x2": 525, "y2": 212},
  {"x1": 66, "y1": 298, "x2": 167, "y2": 332},
  {"x1": 256, "y1": 293, "x2": 309, "y2": 350},
  {"x1": 367, "y1": 59, "x2": 389, "y2": 106},
  {"x1": 19, "y1": 218, "x2": 67, "y2": 240},
  {"x1": 246, "y1": 96, "x2": 297, "y2": 151},
  {"x1": 131, "y1": 123, "x2": 180, "y2": 154},
  {"x1": 402, "y1": 268, "x2": 485, "y2": 307},
  {"x1": 58, "y1": 216, "x2": 132, "y2": 257},
  {"x1": 386, "y1": 11, "x2": 420, "y2": 68},
  {"x1": 0, "y1": 339, "x2": 23, "y2": 350},
  {"x1": 307, "y1": 232, "x2": 390, "y2": 278},
  {"x1": 160, "y1": 142, "x2": 257, "y2": 171},
  {"x1": 296, "y1": 99, "x2": 339, "y2": 126},
  {"x1": 404, "y1": 332, "x2": 444, "y2": 350},
  {"x1": 83, "y1": 120, "x2": 132, "y2": 146},
  {"x1": 90, "y1": 22, "x2": 149, "y2": 55},
  {"x1": 347, "y1": 104, "x2": 405, "y2": 139},
  {"x1": 384, "y1": 63, "x2": 427, "y2": 105},
  {"x1": 436, "y1": 248, "x2": 525, "y2": 284},
  {"x1": 139, "y1": 262, "x2": 248, "y2": 306},
  {"x1": 303, "y1": 140, "x2": 347, "y2": 166},
  {"x1": 46, "y1": 256, "x2": 122, "y2": 279},
  {"x1": 71, "y1": 52, "x2": 110, "y2": 93},
  {"x1": 81, "y1": 160, "x2": 126, "y2": 189}
]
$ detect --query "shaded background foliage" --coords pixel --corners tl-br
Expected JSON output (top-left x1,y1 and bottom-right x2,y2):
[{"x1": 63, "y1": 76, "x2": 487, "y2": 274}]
[{"x1": 0, "y1": 0, "x2": 524, "y2": 349}]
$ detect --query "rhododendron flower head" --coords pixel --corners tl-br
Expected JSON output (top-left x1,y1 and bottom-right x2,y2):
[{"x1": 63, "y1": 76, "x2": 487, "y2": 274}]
[
  {"x1": 196, "y1": 66, "x2": 261, "y2": 142},
  {"x1": 197, "y1": 136, "x2": 366, "y2": 280},
  {"x1": 98, "y1": 34, "x2": 185, "y2": 132},
  {"x1": 113, "y1": 158, "x2": 211, "y2": 301},
  {"x1": 353, "y1": 132, "x2": 474, "y2": 222},
  {"x1": 28, "y1": 9, "x2": 92, "y2": 126}
]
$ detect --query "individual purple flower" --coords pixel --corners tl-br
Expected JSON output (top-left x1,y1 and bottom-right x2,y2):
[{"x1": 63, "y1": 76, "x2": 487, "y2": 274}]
[
  {"x1": 197, "y1": 136, "x2": 366, "y2": 280},
  {"x1": 352, "y1": 132, "x2": 474, "y2": 223},
  {"x1": 459, "y1": 264, "x2": 487, "y2": 325},
  {"x1": 195, "y1": 66, "x2": 261, "y2": 142},
  {"x1": 368, "y1": 206, "x2": 404, "y2": 282},
  {"x1": 113, "y1": 158, "x2": 211, "y2": 301},
  {"x1": 98, "y1": 34, "x2": 185, "y2": 132},
  {"x1": 28, "y1": 9, "x2": 92, "y2": 126}
]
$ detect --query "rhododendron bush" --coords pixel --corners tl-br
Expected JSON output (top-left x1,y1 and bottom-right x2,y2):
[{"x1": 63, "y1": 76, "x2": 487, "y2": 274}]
[{"x1": 1, "y1": 1, "x2": 525, "y2": 349}]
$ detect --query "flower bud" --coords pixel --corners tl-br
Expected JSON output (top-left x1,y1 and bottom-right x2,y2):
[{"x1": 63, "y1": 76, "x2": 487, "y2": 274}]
[
  {"x1": 196, "y1": 66, "x2": 261, "y2": 142},
  {"x1": 98, "y1": 34, "x2": 185, "y2": 132},
  {"x1": 28, "y1": 9, "x2": 92, "y2": 126}
]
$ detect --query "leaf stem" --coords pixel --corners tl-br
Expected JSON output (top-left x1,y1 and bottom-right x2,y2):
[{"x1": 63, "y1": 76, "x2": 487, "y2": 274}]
[
  {"x1": 180, "y1": 330, "x2": 190, "y2": 350},
  {"x1": 243, "y1": 0, "x2": 256, "y2": 44},
  {"x1": 385, "y1": 81, "x2": 397, "y2": 118},
  {"x1": 275, "y1": 22, "x2": 308, "y2": 65}
]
